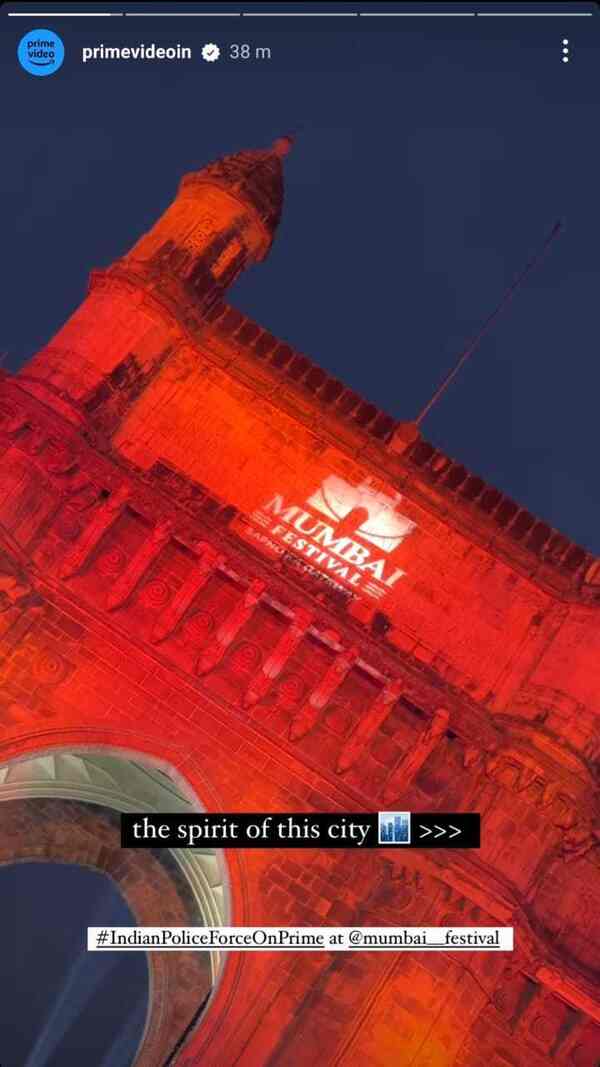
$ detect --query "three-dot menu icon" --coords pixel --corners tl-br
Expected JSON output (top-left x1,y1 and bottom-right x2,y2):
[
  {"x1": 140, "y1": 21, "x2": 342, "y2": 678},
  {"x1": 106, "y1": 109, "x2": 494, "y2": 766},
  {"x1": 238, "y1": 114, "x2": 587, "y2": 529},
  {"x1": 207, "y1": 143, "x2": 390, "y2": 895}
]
[{"x1": 562, "y1": 39, "x2": 570, "y2": 64}]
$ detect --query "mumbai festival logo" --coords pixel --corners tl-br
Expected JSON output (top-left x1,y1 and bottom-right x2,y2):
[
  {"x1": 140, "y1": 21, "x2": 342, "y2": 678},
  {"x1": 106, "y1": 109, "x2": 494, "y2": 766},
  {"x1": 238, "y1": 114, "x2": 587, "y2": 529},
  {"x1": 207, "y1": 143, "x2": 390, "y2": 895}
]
[{"x1": 246, "y1": 475, "x2": 416, "y2": 601}]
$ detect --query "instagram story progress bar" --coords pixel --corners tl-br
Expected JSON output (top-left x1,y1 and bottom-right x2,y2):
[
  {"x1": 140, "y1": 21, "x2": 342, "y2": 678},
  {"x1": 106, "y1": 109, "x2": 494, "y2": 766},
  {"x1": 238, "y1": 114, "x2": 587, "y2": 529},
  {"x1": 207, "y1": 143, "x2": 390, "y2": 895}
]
[{"x1": 5, "y1": 6, "x2": 596, "y2": 16}]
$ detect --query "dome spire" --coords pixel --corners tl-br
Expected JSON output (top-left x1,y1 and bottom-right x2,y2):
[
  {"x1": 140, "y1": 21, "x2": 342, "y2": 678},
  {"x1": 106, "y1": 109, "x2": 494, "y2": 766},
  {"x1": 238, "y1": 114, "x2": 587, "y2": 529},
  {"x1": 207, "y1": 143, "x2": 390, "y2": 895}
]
[
  {"x1": 179, "y1": 137, "x2": 294, "y2": 255},
  {"x1": 271, "y1": 134, "x2": 294, "y2": 158}
]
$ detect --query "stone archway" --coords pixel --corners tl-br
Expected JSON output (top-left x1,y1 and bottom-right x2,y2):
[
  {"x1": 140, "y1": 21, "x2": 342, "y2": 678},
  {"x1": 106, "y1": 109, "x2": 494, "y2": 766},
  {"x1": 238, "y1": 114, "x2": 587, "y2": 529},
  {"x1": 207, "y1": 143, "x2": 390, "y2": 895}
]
[{"x1": 0, "y1": 748, "x2": 231, "y2": 1066}]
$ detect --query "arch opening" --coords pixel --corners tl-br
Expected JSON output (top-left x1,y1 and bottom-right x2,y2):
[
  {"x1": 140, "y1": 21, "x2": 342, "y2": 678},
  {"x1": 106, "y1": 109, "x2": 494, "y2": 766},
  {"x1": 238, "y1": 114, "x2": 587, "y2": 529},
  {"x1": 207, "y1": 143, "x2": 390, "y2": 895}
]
[
  {"x1": 0, "y1": 860, "x2": 149, "y2": 1067},
  {"x1": 0, "y1": 747, "x2": 232, "y2": 1067}
]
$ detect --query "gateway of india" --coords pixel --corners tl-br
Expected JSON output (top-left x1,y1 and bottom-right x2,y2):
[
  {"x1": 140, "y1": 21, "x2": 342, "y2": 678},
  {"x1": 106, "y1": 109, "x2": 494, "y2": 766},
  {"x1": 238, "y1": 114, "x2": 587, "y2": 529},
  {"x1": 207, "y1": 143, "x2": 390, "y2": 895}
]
[{"x1": 0, "y1": 137, "x2": 599, "y2": 1066}]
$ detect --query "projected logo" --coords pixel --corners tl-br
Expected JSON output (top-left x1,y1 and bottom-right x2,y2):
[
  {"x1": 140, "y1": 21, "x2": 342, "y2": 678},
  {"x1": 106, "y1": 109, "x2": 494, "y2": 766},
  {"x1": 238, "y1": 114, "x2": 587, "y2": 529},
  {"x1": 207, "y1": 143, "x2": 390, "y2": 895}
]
[
  {"x1": 249, "y1": 475, "x2": 416, "y2": 601},
  {"x1": 17, "y1": 29, "x2": 64, "y2": 77}
]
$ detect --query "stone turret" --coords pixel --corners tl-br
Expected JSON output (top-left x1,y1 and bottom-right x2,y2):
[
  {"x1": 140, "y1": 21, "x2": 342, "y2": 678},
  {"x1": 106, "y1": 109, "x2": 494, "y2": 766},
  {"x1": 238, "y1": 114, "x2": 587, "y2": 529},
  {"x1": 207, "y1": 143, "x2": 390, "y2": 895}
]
[{"x1": 18, "y1": 139, "x2": 294, "y2": 420}]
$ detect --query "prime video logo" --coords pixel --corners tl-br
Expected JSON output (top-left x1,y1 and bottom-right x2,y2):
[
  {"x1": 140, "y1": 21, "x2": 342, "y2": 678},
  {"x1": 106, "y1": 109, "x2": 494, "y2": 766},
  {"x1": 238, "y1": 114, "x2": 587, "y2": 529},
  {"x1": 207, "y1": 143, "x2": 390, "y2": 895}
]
[{"x1": 18, "y1": 28, "x2": 65, "y2": 76}]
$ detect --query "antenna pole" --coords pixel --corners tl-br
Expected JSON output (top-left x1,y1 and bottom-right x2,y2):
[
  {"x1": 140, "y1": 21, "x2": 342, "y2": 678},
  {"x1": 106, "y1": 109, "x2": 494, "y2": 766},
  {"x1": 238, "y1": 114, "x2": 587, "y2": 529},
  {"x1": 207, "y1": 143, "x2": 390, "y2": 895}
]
[{"x1": 415, "y1": 220, "x2": 563, "y2": 427}]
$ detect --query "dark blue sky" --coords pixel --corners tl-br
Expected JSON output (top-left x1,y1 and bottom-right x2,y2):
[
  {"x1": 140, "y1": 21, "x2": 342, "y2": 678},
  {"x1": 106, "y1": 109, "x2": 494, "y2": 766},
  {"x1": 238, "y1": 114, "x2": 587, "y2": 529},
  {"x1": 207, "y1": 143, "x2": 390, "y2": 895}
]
[
  {"x1": 0, "y1": 862, "x2": 147, "y2": 1067},
  {"x1": 2, "y1": 2, "x2": 599, "y2": 552},
  {"x1": 1, "y1": 3, "x2": 599, "y2": 1065}
]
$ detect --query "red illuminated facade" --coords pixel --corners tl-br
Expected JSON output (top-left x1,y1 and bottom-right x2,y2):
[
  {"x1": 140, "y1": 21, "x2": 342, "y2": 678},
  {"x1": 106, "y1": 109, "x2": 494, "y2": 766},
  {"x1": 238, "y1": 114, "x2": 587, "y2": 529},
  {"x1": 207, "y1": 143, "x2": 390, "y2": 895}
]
[{"x1": 1, "y1": 139, "x2": 599, "y2": 1066}]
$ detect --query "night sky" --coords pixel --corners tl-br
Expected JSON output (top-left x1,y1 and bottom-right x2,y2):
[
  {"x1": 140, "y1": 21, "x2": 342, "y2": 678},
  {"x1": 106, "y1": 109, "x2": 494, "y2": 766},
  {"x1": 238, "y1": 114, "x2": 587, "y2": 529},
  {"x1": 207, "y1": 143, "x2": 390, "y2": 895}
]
[
  {"x1": 0, "y1": 862, "x2": 147, "y2": 1066},
  {"x1": 1, "y1": 1, "x2": 599, "y2": 1065}
]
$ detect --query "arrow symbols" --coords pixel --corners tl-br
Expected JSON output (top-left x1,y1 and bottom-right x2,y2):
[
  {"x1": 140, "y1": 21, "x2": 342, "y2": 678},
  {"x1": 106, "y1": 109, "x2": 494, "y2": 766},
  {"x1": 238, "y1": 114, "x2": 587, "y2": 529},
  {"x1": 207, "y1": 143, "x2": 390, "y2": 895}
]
[{"x1": 418, "y1": 823, "x2": 462, "y2": 840}]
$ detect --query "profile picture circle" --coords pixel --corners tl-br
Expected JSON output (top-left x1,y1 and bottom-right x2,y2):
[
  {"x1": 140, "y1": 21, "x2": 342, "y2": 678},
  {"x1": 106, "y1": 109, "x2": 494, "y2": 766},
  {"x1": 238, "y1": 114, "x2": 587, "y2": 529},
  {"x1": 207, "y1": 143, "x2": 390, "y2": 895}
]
[{"x1": 18, "y1": 28, "x2": 64, "y2": 77}]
